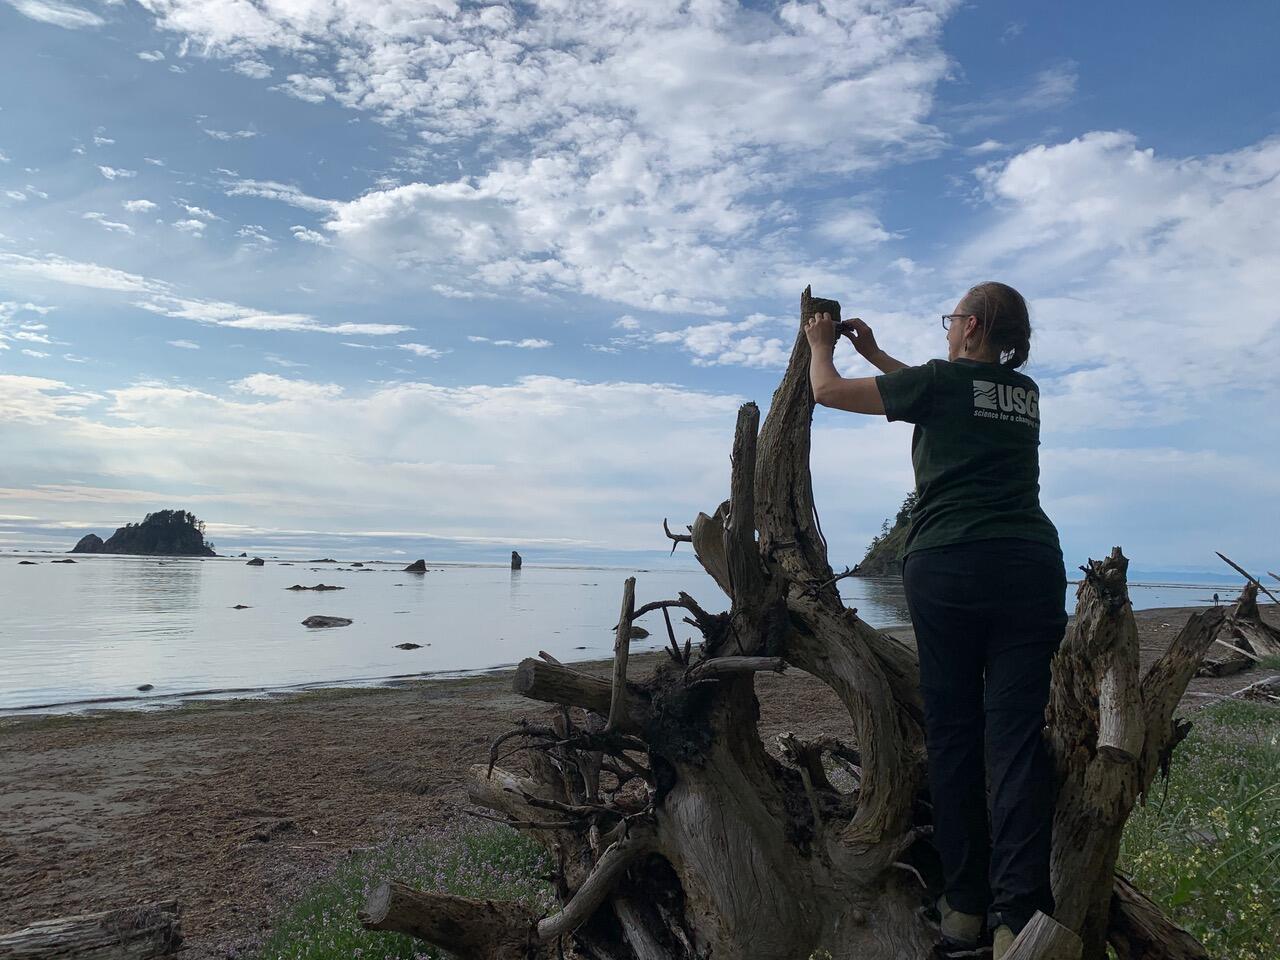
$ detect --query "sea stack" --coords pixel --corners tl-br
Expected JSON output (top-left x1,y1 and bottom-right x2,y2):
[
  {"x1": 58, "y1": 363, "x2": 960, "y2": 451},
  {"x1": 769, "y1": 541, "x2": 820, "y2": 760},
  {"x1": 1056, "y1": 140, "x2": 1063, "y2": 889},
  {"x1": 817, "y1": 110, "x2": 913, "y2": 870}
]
[
  {"x1": 404, "y1": 559, "x2": 427, "y2": 572},
  {"x1": 247, "y1": 557, "x2": 265, "y2": 566},
  {"x1": 511, "y1": 550, "x2": 522, "y2": 570}
]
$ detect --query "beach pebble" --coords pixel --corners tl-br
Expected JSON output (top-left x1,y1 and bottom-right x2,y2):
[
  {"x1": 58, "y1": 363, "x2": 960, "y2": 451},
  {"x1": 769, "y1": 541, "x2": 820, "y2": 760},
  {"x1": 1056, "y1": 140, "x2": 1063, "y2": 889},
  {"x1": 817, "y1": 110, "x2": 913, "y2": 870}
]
[
  {"x1": 302, "y1": 615, "x2": 353, "y2": 628},
  {"x1": 394, "y1": 642, "x2": 423, "y2": 650}
]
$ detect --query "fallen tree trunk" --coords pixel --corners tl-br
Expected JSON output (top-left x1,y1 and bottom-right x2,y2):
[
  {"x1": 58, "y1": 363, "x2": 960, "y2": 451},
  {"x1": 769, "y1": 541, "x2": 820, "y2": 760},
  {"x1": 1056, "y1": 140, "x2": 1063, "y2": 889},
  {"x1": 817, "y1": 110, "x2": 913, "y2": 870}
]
[
  {"x1": 362, "y1": 288, "x2": 1212, "y2": 960},
  {"x1": 0, "y1": 901, "x2": 181, "y2": 960},
  {"x1": 1196, "y1": 581, "x2": 1280, "y2": 677}
]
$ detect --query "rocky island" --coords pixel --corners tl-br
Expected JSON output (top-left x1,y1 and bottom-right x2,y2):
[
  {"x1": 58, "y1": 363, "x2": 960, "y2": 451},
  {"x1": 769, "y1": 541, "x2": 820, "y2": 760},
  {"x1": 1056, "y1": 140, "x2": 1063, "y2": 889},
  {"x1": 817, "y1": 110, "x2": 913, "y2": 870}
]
[
  {"x1": 853, "y1": 492, "x2": 914, "y2": 578},
  {"x1": 71, "y1": 509, "x2": 217, "y2": 557}
]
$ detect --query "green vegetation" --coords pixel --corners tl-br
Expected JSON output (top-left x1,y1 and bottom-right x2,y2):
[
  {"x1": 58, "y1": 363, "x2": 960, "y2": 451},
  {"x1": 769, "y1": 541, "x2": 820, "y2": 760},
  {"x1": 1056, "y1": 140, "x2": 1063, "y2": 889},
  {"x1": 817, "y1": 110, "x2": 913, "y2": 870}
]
[
  {"x1": 1257, "y1": 654, "x2": 1280, "y2": 670},
  {"x1": 854, "y1": 492, "x2": 916, "y2": 577},
  {"x1": 254, "y1": 823, "x2": 555, "y2": 960},
  {"x1": 1118, "y1": 700, "x2": 1279, "y2": 960}
]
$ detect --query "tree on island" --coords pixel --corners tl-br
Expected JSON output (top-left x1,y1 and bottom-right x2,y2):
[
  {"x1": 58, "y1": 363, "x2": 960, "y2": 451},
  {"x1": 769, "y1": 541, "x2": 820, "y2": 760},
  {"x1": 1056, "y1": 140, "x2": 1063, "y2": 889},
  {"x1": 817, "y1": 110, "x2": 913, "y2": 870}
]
[
  {"x1": 358, "y1": 290, "x2": 1216, "y2": 960},
  {"x1": 72, "y1": 509, "x2": 217, "y2": 556},
  {"x1": 854, "y1": 491, "x2": 917, "y2": 578}
]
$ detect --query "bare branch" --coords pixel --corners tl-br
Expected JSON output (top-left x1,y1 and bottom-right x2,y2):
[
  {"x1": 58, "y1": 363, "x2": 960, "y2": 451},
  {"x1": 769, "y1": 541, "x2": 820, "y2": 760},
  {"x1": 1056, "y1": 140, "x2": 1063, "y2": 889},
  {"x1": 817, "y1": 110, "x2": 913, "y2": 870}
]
[
  {"x1": 607, "y1": 577, "x2": 636, "y2": 732},
  {"x1": 1216, "y1": 551, "x2": 1280, "y2": 605},
  {"x1": 686, "y1": 656, "x2": 786, "y2": 683},
  {"x1": 663, "y1": 517, "x2": 693, "y2": 555},
  {"x1": 535, "y1": 830, "x2": 655, "y2": 941}
]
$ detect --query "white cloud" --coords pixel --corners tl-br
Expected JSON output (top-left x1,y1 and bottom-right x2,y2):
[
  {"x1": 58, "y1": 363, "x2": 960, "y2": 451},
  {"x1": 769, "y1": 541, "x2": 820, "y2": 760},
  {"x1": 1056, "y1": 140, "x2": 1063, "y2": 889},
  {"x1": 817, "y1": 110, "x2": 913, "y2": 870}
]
[
  {"x1": 168, "y1": 64, "x2": 186, "y2": 73},
  {"x1": 6, "y1": 0, "x2": 104, "y2": 30},
  {"x1": 167, "y1": 339, "x2": 199, "y2": 349},
  {"x1": 0, "y1": 149, "x2": 10, "y2": 163},
  {"x1": 231, "y1": 373, "x2": 343, "y2": 402},
  {"x1": 144, "y1": 157, "x2": 166, "y2": 166},
  {"x1": 232, "y1": 60, "x2": 272, "y2": 79},
  {"x1": 613, "y1": 316, "x2": 640, "y2": 331},
  {"x1": 202, "y1": 128, "x2": 258, "y2": 141},
  {"x1": 136, "y1": 293, "x2": 411, "y2": 336},
  {"x1": 274, "y1": 74, "x2": 336, "y2": 104},
  {"x1": 122, "y1": 199, "x2": 157, "y2": 212},
  {"x1": 469, "y1": 336, "x2": 553, "y2": 350},
  {"x1": 290, "y1": 224, "x2": 330, "y2": 245},
  {"x1": 146, "y1": 1, "x2": 957, "y2": 314},
  {"x1": 93, "y1": 135, "x2": 115, "y2": 146},
  {"x1": 179, "y1": 203, "x2": 220, "y2": 220},
  {"x1": 224, "y1": 179, "x2": 336, "y2": 213},
  {"x1": 137, "y1": 50, "x2": 165, "y2": 61},
  {"x1": 0, "y1": 253, "x2": 162, "y2": 293},
  {"x1": 20, "y1": 349, "x2": 50, "y2": 358},
  {"x1": 967, "y1": 139, "x2": 1006, "y2": 155},
  {"x1": 4, "y1": 190, "x2": 25, "y2": 201},
  {"x1": 653, "y1": 314, "x2": 792, "y2": 369},
  {"x1": 98, "y1": 165, "x2": 136, "y2": 180},
  {"x1": 173, "y1": 218, "x2": 206, "y2": 235},
  {"x1": 957, "y1": 131, "x2": 1280, "y2": 426},
  {"x1": 24, "y1": 185, "x2": 48, "y2": 199},
  {"x1": 235, "y1": 224, "x2": 273, "y2": 246},
  {"x1": 82, "y1": 211, "x2": 134, "y2": 234},
  {"x1": 398, "y1": 342, "x2": 443, "y2": 359}
]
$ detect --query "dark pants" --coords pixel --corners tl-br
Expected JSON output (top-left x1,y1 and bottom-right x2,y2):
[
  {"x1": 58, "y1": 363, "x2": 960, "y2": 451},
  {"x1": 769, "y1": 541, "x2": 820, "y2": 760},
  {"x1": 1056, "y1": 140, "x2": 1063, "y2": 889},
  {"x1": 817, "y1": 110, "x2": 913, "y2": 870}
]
[{"x1": 903, "y1": 538, "x2": 1067, "y2": 935}]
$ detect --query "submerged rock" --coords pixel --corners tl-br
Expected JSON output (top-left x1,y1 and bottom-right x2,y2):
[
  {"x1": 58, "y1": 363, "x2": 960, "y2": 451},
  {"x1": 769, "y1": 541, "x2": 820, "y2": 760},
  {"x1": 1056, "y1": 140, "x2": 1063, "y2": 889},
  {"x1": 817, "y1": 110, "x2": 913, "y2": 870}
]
[
  {"x1": 285, "y1": 583, "x2": 345, "y2": 591},
  {"x1": 246, "y1": 557, "x2": 265, "y2": 566},
  {"x1": 394, "y1": 642, "x2": 423, "y2": 650},
  {"x1": 404, "y1": 559, "x2": 427, "y2": 572},
  {"x1": 302, "y1": 615, "x2": 352, "y2": 628},
  {"x1": 351, "y1": 562, "x2": 364, "y2": 567},
  {"x1": 137, "y1": 683, "x2": 154, "y2": 692},
  {"x1": 309, "y1": 558, "x2": 337, "y2": 563},
  {"x1": 232, "y1": 604, "x2": 251, "y2": 610},
  {"x1": 52, "y1": 558, "x2": 76, "y2": 563},
  {"x1": 18, "y1": 560, "x2": 37, "y2": 565}
]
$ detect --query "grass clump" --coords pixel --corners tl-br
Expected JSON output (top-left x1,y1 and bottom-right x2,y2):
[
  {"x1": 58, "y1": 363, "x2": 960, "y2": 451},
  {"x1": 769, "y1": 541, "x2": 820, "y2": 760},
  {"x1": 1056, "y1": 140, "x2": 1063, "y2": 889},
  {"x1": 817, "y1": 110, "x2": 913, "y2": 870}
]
[
  {"x1": 1118, "y1": 700, "x2": 1279, "y2": 960},
  {"x1": 255, "y1": 822, "x2": 555, "y2": 960},
  {"x1": 1256, "y1": 654, "x2": 1280, "y2": 670}
]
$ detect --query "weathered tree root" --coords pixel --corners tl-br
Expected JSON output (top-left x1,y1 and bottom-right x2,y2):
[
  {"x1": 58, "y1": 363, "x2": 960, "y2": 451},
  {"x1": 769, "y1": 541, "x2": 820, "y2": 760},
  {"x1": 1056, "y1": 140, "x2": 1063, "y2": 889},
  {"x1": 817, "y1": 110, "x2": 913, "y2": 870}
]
[
  {"x1": 1196, "y1": 579, "x2": 1280, "y2": 676},
  {"x1": 362, "y1": 289, "x2": 1215, "y2": 960}
]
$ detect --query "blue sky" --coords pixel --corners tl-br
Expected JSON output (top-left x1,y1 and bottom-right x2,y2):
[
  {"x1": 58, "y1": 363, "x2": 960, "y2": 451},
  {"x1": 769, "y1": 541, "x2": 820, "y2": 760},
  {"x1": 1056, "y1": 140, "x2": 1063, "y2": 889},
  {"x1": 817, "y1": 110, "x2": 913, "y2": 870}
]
[{"x1": 1, "y1": 0, "x2": 1277, "y2": 577}]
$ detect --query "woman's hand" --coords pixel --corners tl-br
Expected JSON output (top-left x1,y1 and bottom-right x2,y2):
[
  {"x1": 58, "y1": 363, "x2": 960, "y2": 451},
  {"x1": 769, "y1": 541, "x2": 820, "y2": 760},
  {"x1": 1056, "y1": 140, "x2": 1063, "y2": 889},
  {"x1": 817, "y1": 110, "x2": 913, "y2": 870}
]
[
  {"x1": 843, "y1": 318, "x2": 881, "y2": 362},
  {"x1": 804, "y1": 311, "x2": 838, "y2": 353}
]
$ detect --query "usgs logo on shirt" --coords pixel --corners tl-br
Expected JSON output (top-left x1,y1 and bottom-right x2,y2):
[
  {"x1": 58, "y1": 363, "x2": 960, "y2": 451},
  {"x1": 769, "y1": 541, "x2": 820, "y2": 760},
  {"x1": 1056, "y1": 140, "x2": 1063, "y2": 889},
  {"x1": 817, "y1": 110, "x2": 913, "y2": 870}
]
[{"x1": 973, "y1": 379, "x2": 1039, "y2": 425}]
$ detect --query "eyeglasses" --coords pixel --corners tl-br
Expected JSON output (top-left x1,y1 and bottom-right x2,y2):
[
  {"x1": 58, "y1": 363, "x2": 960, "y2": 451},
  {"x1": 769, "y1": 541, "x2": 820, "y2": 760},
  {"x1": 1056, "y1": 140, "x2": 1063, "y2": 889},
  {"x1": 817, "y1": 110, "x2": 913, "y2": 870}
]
[{"x1": 941, "y1": 313, "x2": 972, "y2": 331}]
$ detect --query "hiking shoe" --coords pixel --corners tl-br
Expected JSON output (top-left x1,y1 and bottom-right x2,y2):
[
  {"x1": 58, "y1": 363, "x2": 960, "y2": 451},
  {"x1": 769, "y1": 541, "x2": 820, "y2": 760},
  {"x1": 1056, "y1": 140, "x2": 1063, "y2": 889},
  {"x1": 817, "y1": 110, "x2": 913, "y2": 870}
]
[
  {"x1": 992, "y1": 924, "x2": 1015, "y2": 960},
  {"x1": 937, "y1": 895, "x2": 983, "y2": 947}
]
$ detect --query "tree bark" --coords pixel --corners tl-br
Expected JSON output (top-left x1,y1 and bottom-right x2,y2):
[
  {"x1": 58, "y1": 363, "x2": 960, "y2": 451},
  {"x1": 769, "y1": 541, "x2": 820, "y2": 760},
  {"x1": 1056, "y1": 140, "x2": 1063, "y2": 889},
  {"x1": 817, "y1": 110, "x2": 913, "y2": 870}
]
[
  {"x1": 362, "y1": 288, "x2": 1211, "y2": 960},
  {"x1": 0, "y1": 902, "x2": 181, "y2": 960}
]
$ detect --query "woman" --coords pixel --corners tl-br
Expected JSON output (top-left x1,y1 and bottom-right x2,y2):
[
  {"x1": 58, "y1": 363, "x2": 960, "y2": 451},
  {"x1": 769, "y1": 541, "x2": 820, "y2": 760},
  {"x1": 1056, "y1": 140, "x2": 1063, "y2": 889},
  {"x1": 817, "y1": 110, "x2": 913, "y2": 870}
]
[{"x1": 804, "y1": 282, "x2": 1066, "y2": 959}]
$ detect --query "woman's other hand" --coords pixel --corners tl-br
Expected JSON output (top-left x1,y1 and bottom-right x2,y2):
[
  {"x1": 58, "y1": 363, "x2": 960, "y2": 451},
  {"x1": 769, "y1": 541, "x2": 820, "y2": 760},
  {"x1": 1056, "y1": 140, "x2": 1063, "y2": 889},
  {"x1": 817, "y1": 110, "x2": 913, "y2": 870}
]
[
  {"x1": 805, "y1": 311, "x2": 838, "y2": 353},
  {"x1": 843, "y1": 318, "x2": 881, "y2": 361}
]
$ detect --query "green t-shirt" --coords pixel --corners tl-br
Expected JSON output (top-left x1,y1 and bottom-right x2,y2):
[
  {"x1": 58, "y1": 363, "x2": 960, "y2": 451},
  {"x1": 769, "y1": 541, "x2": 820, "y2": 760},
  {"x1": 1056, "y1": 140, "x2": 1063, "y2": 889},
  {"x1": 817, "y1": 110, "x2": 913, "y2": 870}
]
[{"x1": 875, "y1": 358, "x2": 1061, "y2": 558}]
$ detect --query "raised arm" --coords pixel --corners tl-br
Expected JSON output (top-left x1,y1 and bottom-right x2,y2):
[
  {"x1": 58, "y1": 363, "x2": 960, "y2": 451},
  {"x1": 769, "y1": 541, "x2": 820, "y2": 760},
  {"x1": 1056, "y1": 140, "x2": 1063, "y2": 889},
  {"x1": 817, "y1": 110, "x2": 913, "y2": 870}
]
[{"x1": 804, "y1": 312, "x2": 886, "y2": 416}]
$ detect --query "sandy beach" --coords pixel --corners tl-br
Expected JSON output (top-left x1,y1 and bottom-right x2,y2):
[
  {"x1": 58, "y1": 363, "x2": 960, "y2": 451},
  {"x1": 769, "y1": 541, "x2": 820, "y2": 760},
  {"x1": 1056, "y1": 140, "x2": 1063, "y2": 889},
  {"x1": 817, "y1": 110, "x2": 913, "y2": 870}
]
[{"x1": 1, "y1": 604, "x2": 1273, "y2": 958}]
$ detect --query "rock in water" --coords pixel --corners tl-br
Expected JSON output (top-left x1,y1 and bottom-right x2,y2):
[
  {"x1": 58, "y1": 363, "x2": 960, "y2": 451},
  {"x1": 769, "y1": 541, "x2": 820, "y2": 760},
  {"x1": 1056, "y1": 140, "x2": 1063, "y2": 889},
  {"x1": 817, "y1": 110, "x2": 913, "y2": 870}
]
[
  {"x1": 18, "y1": 560, "x2": 37, "y2": 565},
  {"x1": 232, "y1": 604, "x2": 251, "y2": 609},
  {"x1": 351, "y1": 562, "x2": 364, "y2": 567},
  {"x1": 394, "y1": 642, "x2": 422, "y2": 650},
  {"x1": 286, "y1": 583, "x2": 345, "y2": 591},
  {"x1": 52, "y1": 558, "x2": 76, "y2": 563},
  {"x1": 247, "y1": 557, "x2": 265, "y2": 566},
  {"x1": 73, "y1": 534, "x2": 105, "y2": 554},
  {"x1": 404, "y1": 559, "x2": 427, "y2": 572},
  {"x1": 630, "y1": 626, "x2": 650, "y2": 639},
  {"x1": 136, "y1": 684, "x2": 154, "y2": 692},
  {"x1": 302, "y1": 615, "x2": 353, "y2": 628},
  {"x1": 238, "y1": 552, "x2": 248, "y2": 557},
  {"x1": 511, "y1": 550, "x2": 522, "y2": 570}
]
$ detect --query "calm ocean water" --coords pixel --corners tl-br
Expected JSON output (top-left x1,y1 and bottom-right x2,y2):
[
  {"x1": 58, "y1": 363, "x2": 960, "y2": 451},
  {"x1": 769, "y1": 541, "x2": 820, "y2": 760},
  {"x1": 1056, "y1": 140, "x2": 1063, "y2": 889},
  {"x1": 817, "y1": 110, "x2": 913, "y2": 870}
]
[{"x1": 0, "y1": 553, "x2": 1229, "y2": 713}]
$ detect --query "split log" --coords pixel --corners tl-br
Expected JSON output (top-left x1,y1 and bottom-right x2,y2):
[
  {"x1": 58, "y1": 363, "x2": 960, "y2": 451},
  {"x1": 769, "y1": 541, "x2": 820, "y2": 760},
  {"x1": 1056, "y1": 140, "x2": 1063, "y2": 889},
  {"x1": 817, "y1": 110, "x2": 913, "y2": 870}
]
[
  {"x1": 1107, "y1": 874, "x2": 1209, "y2": 960},
  {"x1": 0, "y1": 901, "x2": 181, "y2": 959},
  {"x1": 1231, "y1": 674, "x2": 1280, "y2": 702},
  {"x1": 362, "y1": 289, "x2": 1210, "y2": 960}
]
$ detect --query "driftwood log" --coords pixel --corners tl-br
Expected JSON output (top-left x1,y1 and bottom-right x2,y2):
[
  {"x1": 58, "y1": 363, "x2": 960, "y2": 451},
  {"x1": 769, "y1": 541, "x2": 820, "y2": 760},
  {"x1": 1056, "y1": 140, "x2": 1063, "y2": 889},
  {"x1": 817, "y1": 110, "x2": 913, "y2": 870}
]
[
  {"x1": 0, "y1": 901, "x2": 181, "y2": 960},
  {"x1": 361, "y1": 289, "x2": 1218, "y2": 960},
  {"x1": 1196, "y1": 581, "x2": 1280, "y2": 677}
]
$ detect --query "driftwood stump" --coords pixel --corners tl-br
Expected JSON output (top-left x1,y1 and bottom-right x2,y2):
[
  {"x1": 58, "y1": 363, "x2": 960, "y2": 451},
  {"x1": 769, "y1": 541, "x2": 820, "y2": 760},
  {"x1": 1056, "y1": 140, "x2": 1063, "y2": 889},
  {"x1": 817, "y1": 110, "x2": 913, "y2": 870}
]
[
  {"x1": 0, "y1": 901, "x2": 181, "y2": 959},
  {"x1": 361, "y1": 289, "x2": 1218, "y2": 960}
]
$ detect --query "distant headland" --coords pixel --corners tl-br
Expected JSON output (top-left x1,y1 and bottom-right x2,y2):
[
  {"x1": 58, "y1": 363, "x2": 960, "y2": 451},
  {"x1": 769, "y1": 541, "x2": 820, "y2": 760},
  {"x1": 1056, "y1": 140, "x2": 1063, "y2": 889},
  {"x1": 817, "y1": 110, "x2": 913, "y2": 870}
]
[{"x1": 71, "y1": 509, "x2": 217, "y2": 557}]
